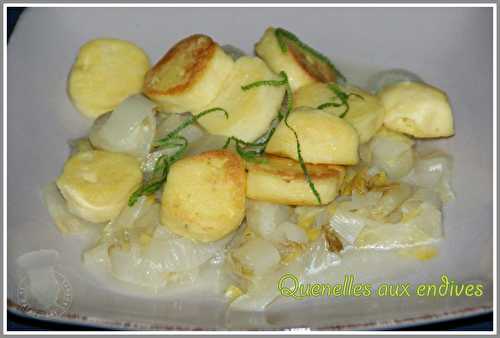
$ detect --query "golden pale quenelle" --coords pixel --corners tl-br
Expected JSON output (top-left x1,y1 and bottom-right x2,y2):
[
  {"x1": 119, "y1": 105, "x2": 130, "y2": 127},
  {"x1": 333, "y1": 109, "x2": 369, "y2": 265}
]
[
  {"x1": 246, "y1": 155, "x2": 345, "y2": 206},
  {"x1": 68, "y1": 38, "x2": 150, "y2": 119},
  {"x1": 161, "y1": 150, "x2": 246, "y2": 242},
  {"x1": 294, "y1": 83, "x2": 385, "y2": 143},
  {"x1": 143, "y1": 34, "x2": 234, "y2": 113},
  {"x1": 56, "y1": 151, "x2": 142, "y2": 223},
  {"x1": 197, "y1": 56, "x2": 286, "y2": 142},
  {"x1": 266, "y1": 107, "x2": 359, "y2": 165},
  {"x1": 255, "y1": 27, "x2": 337, "y2": 91},
  {"x1": 378, "y1": 82, "x2": 454, "y2": 138}
]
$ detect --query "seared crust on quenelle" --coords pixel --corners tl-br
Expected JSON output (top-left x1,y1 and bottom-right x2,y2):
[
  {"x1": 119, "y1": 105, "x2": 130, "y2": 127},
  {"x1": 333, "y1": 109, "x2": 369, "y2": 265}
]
[
  {"x1": 160, "y1": 150, "x2": 246, "y2": 242},
  {"x1": 255, "y1": 27, "x2": 337, "y2": 91},
  {"x1": 246, "y1": 155, "x2": 345, "y2": 206},
  {"x1": 144, "y1": 34, "x2": 234, "y2": 113}
]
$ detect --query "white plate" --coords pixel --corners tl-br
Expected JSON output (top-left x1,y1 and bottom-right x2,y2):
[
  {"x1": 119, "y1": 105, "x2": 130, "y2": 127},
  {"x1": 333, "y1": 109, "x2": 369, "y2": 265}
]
[{"x1": 7, "y1": 7, "x2": 494, "y2": 330}]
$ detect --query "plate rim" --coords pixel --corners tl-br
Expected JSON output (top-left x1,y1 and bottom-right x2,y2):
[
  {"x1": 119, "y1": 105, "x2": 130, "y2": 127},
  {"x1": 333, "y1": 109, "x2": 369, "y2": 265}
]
[{"x1": 7, "y1": 298, "x2": 493, "y2": 331}]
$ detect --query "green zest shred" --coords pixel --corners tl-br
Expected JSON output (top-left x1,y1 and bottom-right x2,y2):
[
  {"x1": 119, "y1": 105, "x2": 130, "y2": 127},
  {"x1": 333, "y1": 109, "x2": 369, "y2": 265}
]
[
  {"x1": 154, "y1": 108, "x2": 228, "y2": 148},
  {"x1": 317, "y1": 83, "x2": 364, "y2": 118},
  {"x1": 128, "y1": 107, "x2": 228, "y2": 206},
  {"x1": 222, "y1": 71, "x2": 290, "y2": 162},
  {"x1": 226, "y1": 71, "x2": 322, "y2": 204},
  {"x1": 274, "y1": 27, "x2": 346, "y2": 83}
]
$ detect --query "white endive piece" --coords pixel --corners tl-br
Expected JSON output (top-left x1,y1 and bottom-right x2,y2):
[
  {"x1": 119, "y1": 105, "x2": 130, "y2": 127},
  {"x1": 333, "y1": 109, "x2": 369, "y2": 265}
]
[
  {"x1": 329, "y1": 209, "x2": 375, "y2": 244},
  {"x1": 355, "y1": 202, "x2": 443, "y2": 249},
  {"x1": 231, "y1": 237, "x2": 281, "y2": 275},
  {"x1": 89, "y1": 95, "x2": 156, "y2": 158},
  {"x1": 142, "y1": 226, "x2": 234, "y2": 272},
  {"x1": 246, "y1": 200, "x2": 293, "y2": 238},
  {"x1": 369, "y1": 128, "x2": 415, "y2": 179}
]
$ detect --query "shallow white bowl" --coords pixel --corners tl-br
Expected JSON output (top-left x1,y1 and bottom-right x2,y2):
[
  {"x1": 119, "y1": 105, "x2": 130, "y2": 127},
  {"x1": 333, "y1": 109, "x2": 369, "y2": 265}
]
[{"x1": 7, "y1": 7, "x2": 494, "y2": 330}]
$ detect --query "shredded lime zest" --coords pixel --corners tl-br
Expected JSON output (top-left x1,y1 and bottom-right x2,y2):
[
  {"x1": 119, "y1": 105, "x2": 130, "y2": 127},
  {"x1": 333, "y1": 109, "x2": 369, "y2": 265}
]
[
  {"x1": 222, "y1": 71, "x2": 291, "y2": 162},
  {"x1": 154, "y1": 107, "x2": 228, "y2": 148},
  {"x1": 222, "y1": 137, "x2": 268, "y2": 163},
  {"x1": 317, "y1": 83, "x2": 364, "y2": 118},
  {"x1": 128, "y1": 108, "x2": 228, "y2": 206},
  {"x1": 240, "y1": 76, "x2": 288, "y2": 91},
  {"x1": 274, "y1": 27, "x2": 346, "y2": 82},
  {"x1": 281, "y1": 75, "x2": 322, "y2": 204},
  {"x1": 228, "y1": 71, "x2": 322, "y2": 204},
  {"x1": 128, "y1": 180, "x2": 164, "y2": 207}
]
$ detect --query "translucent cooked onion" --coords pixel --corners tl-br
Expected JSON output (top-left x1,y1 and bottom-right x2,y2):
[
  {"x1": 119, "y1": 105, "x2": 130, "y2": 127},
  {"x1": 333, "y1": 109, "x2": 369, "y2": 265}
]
[
  {"x1": 109, "y1": 239, "x2": 203, "y2": 289},
  {"x1": 142, "y1": 225, "x2": 234, "y2": 272},
  {"x1": 231, "y1": 237, "x2": 281, "y2": 275},
  {"x1": 229, "y1": 235, "x2": 341, "y2": 312},
  {"x1": 89, "y1": 95, "x2": 156, "y2": 158},
  {"x1": 294, "y1": 205, "x2": 328, "y2": 229},
  {"x1": 370, "y1": 183, "x2": 413, "y2": 218},
  {"x1": 342, "y1": 191, "x2": 383, "y2": 211},
  {"x1": 43, "y1": 182, "x2": 100, "y2": 234},
  {"x1": 355, "y1": 222, "x2": 431, "y2": 249},
  {"x1": 185, "y1": 134, "x2": 230, "y2": 156},
  {"x1": 83, "y1": 196, "x2": 157, "y2": 266},
  {"x1": 400, "y1": 188, "x2": 442, "y2": 213},
  {"x1": 367, "y1": 68, "x2": 423, "y2": 94},
  {"x1": 355, "y1": 202, "x2": 442, "y2": 249},
  {"x1": 246, "y1": 200, "x2": 293, "y2": 238},
  {"x1": 413, "y1": 151, "x2": 455, "y2": 203},
  {"x1": 155, "y1": 112, "x2": 205, "y2": 143},
  {"x1": 83, "y1": 242, "x2": 111, "y2": 268},
  {"x1": 109, "y1": 243, "x2": 170, "y2": 289},
  {"x1": 369, "y1": 129, "x2": 415, "y2": 179},
  {"x1": 404, "y1": 202, "x2": 443, "y2": 238},
  {"x1": 86, "y1": 202, "x2": 234, "y2": 288},
  {"x1": 329, "y1": 209, "x2": 376, "y2": 244},
  {"x1": 107, "y1": 196, "x2": 156, "y2": 231},
  {"x1": 228, "y1": 259, "x2": 305, "y2": 312},
  {"x1": 303, "y1": 234, "x2": 341, "y2": 275},
  {"x1": 269, "y1": 221, "x2": 308, "y2": 244},
  {"x1": 141, "y1": 147, "x2": 180, "y2": 180}
]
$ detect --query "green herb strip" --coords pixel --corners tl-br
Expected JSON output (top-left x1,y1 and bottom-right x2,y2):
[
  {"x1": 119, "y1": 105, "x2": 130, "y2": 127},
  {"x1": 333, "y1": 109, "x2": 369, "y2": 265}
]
[
  {"x1": 128, "y1": 108, "x2": 228, "y2": 206},
  {"x1": 281, "y1": 75, "x2": 322, "y2": 205},
  {"x1": 274, "y1": 27, "x2": 346, "y2": 83},
  {"x1": 232, "y1": 71, "x2": 322, "y2": 204},
  {"x1": 317, "y1": 83, "x2": 364, "y2": 118},
  {"x1": 221, "y1": 73, "x2": 291, "y2": 162},
  {"x1": 154, "y1": 107, "x2": 228, "y2": 148}
]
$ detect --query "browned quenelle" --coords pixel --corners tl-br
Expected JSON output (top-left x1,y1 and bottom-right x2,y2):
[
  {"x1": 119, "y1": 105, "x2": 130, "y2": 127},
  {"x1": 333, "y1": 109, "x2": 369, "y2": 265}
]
[
  {"x1": 256, "y1": 27, "x2": 340, "y2": 91},
  {"x1": 246, "y1": 155, "x2": 345, "y2": 205},
  {"x1": 144, "y1": 34, "x2": 234, "y2": 113},
  {"x1": 161, "y1": 150, "x2": 246, "y2": 243},
  {"x1": 287, "y1": 42, "x2": 336, "y2": 83}
]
